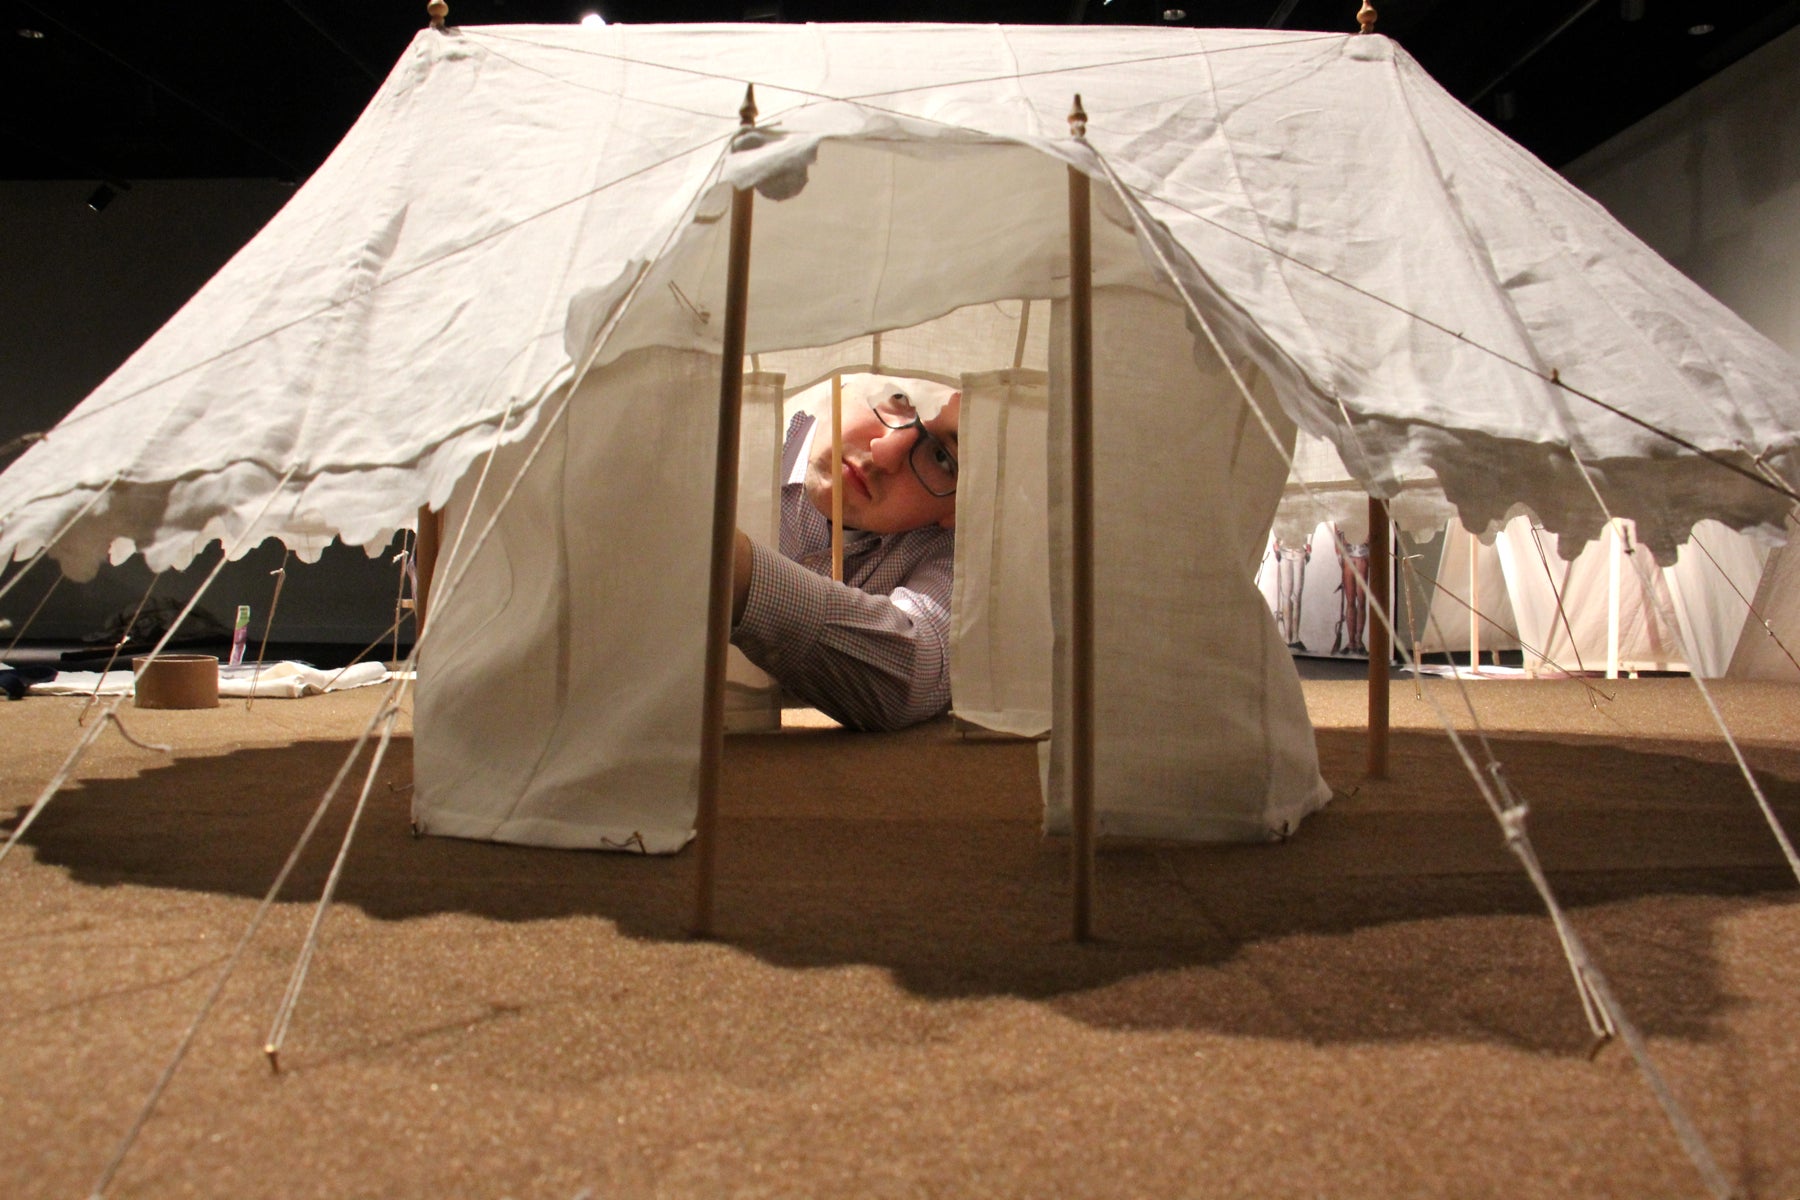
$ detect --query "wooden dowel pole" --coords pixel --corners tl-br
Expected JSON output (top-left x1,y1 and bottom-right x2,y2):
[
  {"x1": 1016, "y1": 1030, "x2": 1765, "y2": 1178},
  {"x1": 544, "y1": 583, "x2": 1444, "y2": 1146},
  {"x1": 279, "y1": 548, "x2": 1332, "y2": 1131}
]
[
  {"x1": 1606, "y1": 519, "x2": 1622, "y2": 679},
  {"x1": 693, "y1": 86, "x2": 758, "y2": 939},
  {"x1": 412, "y1": 505, "x2": 440, "y2": 635},
  {"x1": 1366, "y1": 496, "x2": 1390, "y2": 780},
  {"x1": 1067, "y1": 94, "x2": 1097, "y2": 944},
  {"x1": 1468, "y1": 528, "x2": 1480, "y2": 674},
  {"x1": 830, "y1": 374, "x2": 844, "y2": 582}
]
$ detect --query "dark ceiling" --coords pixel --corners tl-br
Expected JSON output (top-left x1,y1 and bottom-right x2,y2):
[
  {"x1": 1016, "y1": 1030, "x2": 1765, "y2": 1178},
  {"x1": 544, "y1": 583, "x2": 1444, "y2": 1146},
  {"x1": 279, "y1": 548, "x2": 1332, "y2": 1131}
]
[{"x1": 4, "y1": 0, "x2": 1798, "y2": 186}]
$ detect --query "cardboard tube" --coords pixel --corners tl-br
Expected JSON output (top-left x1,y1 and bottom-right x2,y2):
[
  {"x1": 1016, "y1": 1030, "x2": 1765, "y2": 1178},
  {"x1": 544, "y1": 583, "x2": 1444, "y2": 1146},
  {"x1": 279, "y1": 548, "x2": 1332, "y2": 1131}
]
[{"x1": 132, "y1": 654, "x2": 219, "y2": 710}]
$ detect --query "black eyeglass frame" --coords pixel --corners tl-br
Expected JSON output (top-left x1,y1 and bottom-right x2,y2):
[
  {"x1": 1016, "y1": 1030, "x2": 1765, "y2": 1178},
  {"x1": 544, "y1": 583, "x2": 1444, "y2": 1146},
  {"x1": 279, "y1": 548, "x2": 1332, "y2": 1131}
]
[{"x1": 868, "y1": 392, "x2": 959, "y2": 498}]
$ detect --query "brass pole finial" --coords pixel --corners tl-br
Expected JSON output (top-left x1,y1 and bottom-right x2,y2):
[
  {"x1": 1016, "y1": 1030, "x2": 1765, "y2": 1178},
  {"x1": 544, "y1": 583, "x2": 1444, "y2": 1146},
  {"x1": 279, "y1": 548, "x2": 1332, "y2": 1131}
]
[
  {"x1": 739, "y1": 84, "x2": 758, "y2": 129},
  {"x1": 1357, "y1": 1, "x2": 1377, "y2": 33},
  {"x1": 1069, "y1": 93, "x2": 1088, "y2": 140},
  {"x1": 427, "y1": 1, "x2": 449, "y2": 30}
]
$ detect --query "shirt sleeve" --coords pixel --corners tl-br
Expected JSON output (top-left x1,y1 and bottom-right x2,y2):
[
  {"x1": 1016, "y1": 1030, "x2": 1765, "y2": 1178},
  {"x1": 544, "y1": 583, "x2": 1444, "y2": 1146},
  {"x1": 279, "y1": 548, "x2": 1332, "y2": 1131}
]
[{"x1": 730, "y1": 538, "x2": 953, "y2": 731}]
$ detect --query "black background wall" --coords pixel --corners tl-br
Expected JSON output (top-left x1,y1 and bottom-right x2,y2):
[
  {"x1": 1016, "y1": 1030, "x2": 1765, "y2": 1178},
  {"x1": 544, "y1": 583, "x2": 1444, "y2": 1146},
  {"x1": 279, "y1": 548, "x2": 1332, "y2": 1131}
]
[{"x1": 1, "y1": 179, "x2": 413, "y2": 651}]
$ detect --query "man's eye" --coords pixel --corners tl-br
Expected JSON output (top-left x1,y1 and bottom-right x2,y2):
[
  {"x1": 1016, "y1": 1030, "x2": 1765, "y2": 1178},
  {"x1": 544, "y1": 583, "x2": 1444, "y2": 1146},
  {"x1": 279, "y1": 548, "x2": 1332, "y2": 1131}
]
[{"x1": 932, "y1": 445, "x2": 957, "y2": 474}]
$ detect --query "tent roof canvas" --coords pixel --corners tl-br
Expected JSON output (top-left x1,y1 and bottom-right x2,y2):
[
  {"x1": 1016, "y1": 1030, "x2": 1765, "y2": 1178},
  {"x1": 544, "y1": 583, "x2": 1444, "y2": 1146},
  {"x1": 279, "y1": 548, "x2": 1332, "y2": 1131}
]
[{"x1": 2, "y1": 22, "x2": 1795, "y2": 577}]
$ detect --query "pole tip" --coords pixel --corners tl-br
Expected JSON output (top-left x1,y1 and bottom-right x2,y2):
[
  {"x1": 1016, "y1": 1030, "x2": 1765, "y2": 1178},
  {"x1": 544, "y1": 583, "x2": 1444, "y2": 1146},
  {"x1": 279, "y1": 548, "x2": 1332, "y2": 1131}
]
[
  {"x1": 1068, "y1": 93, "x2": 1088, "y2": 139},
  {"x1": 739, "y1": 84, "x2": 758, "y2": 128},
  {"x1": 427, "y1": 0, "x2": 449, "y2": 29},
  {"x1": 1357, "y1": 1, "x2": 1377, "y2": 33}
]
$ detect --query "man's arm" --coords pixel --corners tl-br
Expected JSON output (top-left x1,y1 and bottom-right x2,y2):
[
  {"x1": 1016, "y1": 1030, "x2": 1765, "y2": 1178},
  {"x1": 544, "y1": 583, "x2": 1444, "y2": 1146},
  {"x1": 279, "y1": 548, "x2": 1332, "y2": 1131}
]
[
  {"x1": 729, "y1": 535, "x2": 953, "y2": 732},
  {"x1": 731, "y1": 529, "x2": 755, "y2": 624}
]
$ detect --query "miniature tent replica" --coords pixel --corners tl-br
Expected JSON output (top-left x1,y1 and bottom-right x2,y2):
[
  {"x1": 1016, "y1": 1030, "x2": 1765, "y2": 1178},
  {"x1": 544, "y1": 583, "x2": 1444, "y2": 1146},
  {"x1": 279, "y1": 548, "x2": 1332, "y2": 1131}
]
[
  {"x1": 1399, "y1": 516, "x2": 1775, "y2": 678},
  {"x1": 3, "y1": 23, "x2": 1798, "y2": 856},
  {"x1": 1262, "y1": 432, "x2": 1790, "y2": 680}
]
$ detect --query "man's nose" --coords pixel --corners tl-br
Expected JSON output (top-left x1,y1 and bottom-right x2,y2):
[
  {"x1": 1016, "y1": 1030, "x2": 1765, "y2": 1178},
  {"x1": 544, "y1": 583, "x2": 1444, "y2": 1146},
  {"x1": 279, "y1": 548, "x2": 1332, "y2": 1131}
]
[{"x1": 869, "y1": 422, "x2": 918, "y2": 472}]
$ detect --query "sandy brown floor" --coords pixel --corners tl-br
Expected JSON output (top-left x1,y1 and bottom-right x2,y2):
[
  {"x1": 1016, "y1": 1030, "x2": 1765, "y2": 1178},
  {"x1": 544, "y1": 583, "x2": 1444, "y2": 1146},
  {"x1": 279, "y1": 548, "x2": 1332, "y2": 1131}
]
[{"x1": 1, "y1": 677, "x2": 1796, "y2": 1199}]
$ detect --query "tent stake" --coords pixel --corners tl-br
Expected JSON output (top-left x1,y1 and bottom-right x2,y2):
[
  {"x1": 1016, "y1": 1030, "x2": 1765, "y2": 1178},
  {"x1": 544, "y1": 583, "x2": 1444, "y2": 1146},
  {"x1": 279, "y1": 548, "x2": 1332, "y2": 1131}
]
[
  {"x1": 1367, "y1": 496, "x2": 1390, "y2": 779},
  {"x1": 1067, "y1": 96, "x2": 1097, "y2": 943},
  {"x1": 694, "y1": 86, "x2": 758, "y2": 939}
]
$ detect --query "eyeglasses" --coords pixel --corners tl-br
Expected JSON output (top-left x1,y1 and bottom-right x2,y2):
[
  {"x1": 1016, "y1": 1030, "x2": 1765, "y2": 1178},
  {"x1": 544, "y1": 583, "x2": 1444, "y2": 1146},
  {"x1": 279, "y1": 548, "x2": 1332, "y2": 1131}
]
[{"x1": 869, "y1": 391, "x2": 958, "y2": 497}]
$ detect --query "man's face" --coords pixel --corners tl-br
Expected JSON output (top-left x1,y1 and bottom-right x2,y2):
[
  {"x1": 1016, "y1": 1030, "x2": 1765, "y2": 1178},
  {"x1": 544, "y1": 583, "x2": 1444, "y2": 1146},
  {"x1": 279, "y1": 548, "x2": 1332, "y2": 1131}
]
[{"x1": 803, "y1": 382, "x2": 960, "y2": 534}]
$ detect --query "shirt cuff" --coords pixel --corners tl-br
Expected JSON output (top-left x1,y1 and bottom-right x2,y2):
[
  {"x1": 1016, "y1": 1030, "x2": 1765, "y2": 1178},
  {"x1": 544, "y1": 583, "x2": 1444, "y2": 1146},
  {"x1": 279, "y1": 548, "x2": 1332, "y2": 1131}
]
[{"x1": 731, "y1": 538, "x2": 830, "y2": 679}]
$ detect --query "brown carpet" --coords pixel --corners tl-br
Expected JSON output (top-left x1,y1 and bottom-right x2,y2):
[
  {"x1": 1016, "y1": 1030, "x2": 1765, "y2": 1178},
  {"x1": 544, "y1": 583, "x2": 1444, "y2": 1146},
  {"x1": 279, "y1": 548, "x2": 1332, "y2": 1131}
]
[{"x1": 1, "y1": 678, "x2": 1796, "y2": 1199}]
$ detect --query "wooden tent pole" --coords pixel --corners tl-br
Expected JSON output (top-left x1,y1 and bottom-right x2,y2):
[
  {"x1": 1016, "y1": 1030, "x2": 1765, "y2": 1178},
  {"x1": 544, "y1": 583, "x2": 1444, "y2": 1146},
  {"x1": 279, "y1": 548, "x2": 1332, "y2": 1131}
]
[
  {"x1": 693, "y1": 85, "x2": 758, "y2": 939},
  {"x1": 831, "y1": 375, "x2": 845, "y2": 582},
  {"x1": 412, "y1": 506, "x2": 441, "y2": 634},
  {"x1": 1607, "y1": 519, "x2": 1623, "y2": 679},
  {"x1": 1469, "y1": 529, "x2": 1480, "y2": 673},
  {"x1": 1366, "y1": 496, "x2": 1390, "y2": 779},
  {"x1": 1067, "y1": 96, "x2": 1098, "y2": 943}
]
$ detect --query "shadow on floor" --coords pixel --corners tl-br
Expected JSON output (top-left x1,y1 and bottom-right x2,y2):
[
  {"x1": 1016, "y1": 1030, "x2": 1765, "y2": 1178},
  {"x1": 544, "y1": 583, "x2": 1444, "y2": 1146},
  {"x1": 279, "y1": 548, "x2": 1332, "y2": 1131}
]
[{"x1": 7, "y1": 725, "x2": 1797, "y2": 1052}]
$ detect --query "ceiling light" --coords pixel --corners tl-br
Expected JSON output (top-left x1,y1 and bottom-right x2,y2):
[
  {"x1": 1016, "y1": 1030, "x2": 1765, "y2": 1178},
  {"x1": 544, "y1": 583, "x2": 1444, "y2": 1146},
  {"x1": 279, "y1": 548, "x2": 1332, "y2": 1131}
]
[
  {"x1": 18, "y1": 27, "x2": 45, "y2": 38},
  {"x1": 579, "y1": 11, "x2": 607, "y2": 26},
  {"x1": 1688, "y1": 22, "x2": 1715, "y2": 35},
  {"x1": 1163, "y1": 8, "x2": 1187, "y2": 19}
]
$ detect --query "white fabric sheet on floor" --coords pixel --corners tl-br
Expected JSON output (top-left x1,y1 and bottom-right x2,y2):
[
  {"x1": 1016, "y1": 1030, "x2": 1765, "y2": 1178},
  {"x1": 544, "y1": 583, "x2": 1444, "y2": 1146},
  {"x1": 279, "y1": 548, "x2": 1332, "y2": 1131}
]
[{"x1": 22, "y1": 661, "x2": 391, "y2": 698}]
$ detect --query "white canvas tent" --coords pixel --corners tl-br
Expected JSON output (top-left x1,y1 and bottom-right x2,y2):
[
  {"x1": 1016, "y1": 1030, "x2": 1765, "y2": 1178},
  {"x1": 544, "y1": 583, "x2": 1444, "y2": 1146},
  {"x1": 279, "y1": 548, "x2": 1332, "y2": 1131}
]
[
  {"x1": 1261, "y1": 426, "x2": 1787, "y2": 678},
  {"x1": 1403, "y1": 515, "x2": 1776, "y2": 678},
  {"x1": 3, "y1": 23, "x2": 1798, "y2": 857}
]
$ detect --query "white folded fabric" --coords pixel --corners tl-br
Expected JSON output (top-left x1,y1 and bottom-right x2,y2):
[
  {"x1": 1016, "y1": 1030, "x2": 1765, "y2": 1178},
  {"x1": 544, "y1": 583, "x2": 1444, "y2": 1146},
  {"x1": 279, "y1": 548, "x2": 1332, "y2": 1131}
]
[{"x1": 25, "y1": 660, "x2": 391, "y2": 699}]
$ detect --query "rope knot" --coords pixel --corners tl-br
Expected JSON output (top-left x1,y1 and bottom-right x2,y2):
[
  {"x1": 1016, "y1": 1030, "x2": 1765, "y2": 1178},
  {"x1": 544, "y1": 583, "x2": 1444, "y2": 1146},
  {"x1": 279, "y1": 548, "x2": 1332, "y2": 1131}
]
[{"x1": 1498, "y1": 803, "x2": 1530, "y2": 845}]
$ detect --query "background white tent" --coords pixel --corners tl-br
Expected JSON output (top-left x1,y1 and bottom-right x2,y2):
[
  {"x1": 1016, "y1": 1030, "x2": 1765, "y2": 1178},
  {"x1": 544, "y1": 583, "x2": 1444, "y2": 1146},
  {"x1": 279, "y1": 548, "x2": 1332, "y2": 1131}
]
[
  {"x1": 1452, "y1": 515, "x2": 1772, "y2": 678},
  {"x1": 1259, "y1": 427, "x2": 1785, "y2": 678},
  {"x1": 1380, "y1": 515, "x2": 1767, "y2": 678},
  {"x1": 2, "y1": 23, "x2": 1797, "y2": 855}
]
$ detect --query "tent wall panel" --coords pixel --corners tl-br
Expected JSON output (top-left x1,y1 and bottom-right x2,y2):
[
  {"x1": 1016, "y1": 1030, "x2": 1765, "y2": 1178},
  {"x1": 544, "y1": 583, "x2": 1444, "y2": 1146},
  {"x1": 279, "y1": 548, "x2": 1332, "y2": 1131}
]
[
  {"x1": 1663, "y1": 519, "x2": 1768, "y2": 678},
  {"x1": 725, "y1": 371, "x2": 786, "y2": 732},
  {"x1": 1728, "y1": 517, "x2": 1800, "y2": 680},
  {"x1": 414, "y1": 347, "x2": 724, "y2": 853},
  {"x1": 1420, "y1": 521, "x2": 1522, "y2": 656},
  {"x1": 1044, "y1": 286, "x2": 1329, "y2": 843},
  {"x1": 949, "y1": 368, "x2": 1054, "y2": 737},
  {"x1": 1495, "y1": 516, "x2": 1683, "y2": 675}
]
